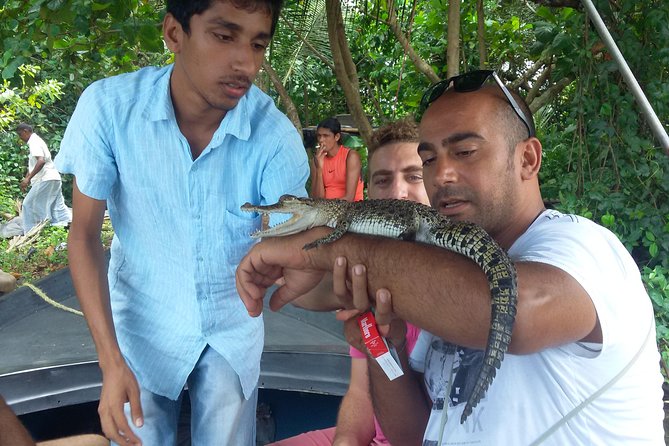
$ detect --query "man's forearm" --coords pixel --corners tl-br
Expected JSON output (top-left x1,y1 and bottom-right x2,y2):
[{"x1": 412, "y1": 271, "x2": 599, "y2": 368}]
[
  {"x1": 239, "y1": 228, "x2": 504, "y2": 349},
  {"x1": 368, "y1": 351, "x2": 429, "y2": 446},
  {"x1": 332, "y1": 391, "x2": 375, "y2": 445},
  {"x1": 310, "y1": 167, "x2": 325, "y2": 198},
  {"x1": 301, "y1": 232, "x2": 599, "y2": 354},
  {"x1": 67, "y1": 235, "x2": 123, "y2": 369},
  {"x1": 290, "y1": 273, "x2": 343, "y2": 311},
  {"x1": 25, "y1": 159, "x2": 45, "y2": 182},
  {"x1": 306, "y1": 233, "x2": 493, "y2": 350}
]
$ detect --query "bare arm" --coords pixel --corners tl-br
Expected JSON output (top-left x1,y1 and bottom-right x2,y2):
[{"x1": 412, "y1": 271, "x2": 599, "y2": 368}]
[
  {"x1": 237, "y1": 230, "x2": 600, "y2": 354},
  {"x1": 345, "y1": 272, "x2": 430, "y2": 446},
  {"x1": 290, "y1": 272, "x2": 341, "y2": 312},
  {"x1": 332, "y1": 358, "x2": 376, "y2": 445},
  {"x1": 310, "y1": 148, "x2": 326, "y2": 198},
  {"x1": 20, "y1": 157, "x2": 46, "y2": 191},
  {"x1": 68, "y1": 180, "x2": 142, "y2": 445},
  {"x1": 68, "y1": 181, "x2": 119, "y2": 377},
  {"x1": 25, "y1": 157, "x2": 46, "y2": 180},
  {"x1": 369, "y1": 351, "x2": 429, "y2": 446},
  {"x1": 0, "y1": 396, "x2": 35, "y2": 446},
  {"x1": 290, "y1": 255, "x2": 361, "y2": 313},
  {"x1": 343, "y1": 150, "x2": 362, "y2": 202}
]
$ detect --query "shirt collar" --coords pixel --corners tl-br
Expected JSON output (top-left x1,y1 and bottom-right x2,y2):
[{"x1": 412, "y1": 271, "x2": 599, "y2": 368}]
[
  {"x1": 211, "y1": 88, "x2": 252, "y2": 145},
  {"x1": 144, "y1": 65, "x2": 175, "y2": 123},
  {"x1": 145, "y1": 64, "x2": 252, "y2": 144}
]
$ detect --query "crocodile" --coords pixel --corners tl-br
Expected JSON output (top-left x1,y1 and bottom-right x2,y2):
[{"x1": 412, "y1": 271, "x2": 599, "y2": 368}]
[{"x1": 241, "y1": 194, "x2": 517, "y2": 424}]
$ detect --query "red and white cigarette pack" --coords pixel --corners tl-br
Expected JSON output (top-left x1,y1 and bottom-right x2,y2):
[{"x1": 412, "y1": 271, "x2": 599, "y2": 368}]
[{"x1": 357, "y1": 311, "x2": 404, "y2": 380}]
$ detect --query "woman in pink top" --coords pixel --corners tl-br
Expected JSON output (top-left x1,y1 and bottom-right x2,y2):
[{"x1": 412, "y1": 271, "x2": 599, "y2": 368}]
[
  {"x1": 271, "y1": 119, "x2": 429, "y2": 446},
  {"x1": 310, "y1": 118, "x2": 364, "y2": 202}
]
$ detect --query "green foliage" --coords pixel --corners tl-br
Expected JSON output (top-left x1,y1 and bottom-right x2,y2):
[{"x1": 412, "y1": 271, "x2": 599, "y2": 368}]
[
  {"x1": 646, "y1": 265, "x2": 669, "y2": 368},
  {"x1": 0, "y1": 185, "x2": 18, "y2": 217},
  {"x1": 0, "y1": 226, "x2": 69, "y2": 282},
  {"x1": 1, "y1": 0, "x2": 167, "y2": 81},
  {"x1": 538, "y1": 1, "x2": 669, "y2": 268},
  {"x1": 534, "y1": 0, "x2": 669, "y2": 370},
  {"x1": 0, "y1": 64, "x2": 64, "y2": 130},
  {"x1": 0, "y1": 220, "x2": 114, "y2": 282},
  {"x1": 0, "y1": 131, "x2": 25, "y2": 199}
]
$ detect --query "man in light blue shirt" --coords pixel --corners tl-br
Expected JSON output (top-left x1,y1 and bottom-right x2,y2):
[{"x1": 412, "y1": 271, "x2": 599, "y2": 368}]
[{"x1": 55, "y1": 1, "x2": 308, "y2": 445}]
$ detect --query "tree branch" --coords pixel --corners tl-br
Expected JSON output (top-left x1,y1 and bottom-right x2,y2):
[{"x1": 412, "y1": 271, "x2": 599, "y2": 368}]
[
  {"x1": 509, "y1": 57, "x2": 549, "y2": 90},
  {"x1": 282, "y1": 19, "x2": 335, "y2": 72},
  {"x1": 447, "y1": 0, "x2": 461, "y2": 78},
  {"x1": 477, "y1": 0, "x2": 488, "y2": 69},
  {"x1": 262, "y1": 61, "x2": 303, "y2": 137},
  {"x1": 325, "y1": 0, "x2": 374, "y2": 146},
  {"x1": 526, "y1": 64, "x2": 552, "y2": 103},
  {"x1": 529, "y1": 76, "x2": 573, "y2": 113},
  {"x1": 528, "y1": 0, "x2": 582, "y2": 9},
  {"x1": 385, "y1": 0, "x2": 440, "y2": 83}
]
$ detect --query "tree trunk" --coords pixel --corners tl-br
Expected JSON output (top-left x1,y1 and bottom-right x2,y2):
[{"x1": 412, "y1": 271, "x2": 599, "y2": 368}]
[
  {"x1": 476, "y1": 0, "x2": 487, "y2": 68},
  {"x1": 262, "y1": 60, "x2": 303, "y2": 138},
  {"x1": 447, "y1": 0, "x2": 461, "y2": 77},
  {"x1": 385, "y1": 0, "x2": 440, "y2": 83},
  {"x1": 325, "y1": 0, "x2": 374, "y2": 147}
]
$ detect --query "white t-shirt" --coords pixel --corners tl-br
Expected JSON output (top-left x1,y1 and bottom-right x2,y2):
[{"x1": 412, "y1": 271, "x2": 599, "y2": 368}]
[
  {"x1": 409, "y1": 210, "x2": 664, "y2": 445},
  {"x1": 27, "y1": 133, "x2": 61, "y2": 184}
]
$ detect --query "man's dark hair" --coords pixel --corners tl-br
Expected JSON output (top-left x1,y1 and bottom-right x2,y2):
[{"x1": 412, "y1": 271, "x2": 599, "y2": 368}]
[
  {"x1": 317, "y1": 117, "x2": 342, "y2": 136},
  {"x1": 491, "y1": 86, "x2": 535, "y2": 149},
  {"x1": 368, "y1": 118, "x2": 419, "y2": 158},
  {"x1": 166, "y1": 0, "x2": 284, "y2": 36},
  {"x1": 16, "y1": 123, "x2": 33, "y2": 133}
]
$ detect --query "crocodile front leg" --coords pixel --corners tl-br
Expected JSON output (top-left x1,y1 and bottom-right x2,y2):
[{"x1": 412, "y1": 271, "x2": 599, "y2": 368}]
[{"x1": 303, "y1": 220, "x2": 351, "y2": 250}]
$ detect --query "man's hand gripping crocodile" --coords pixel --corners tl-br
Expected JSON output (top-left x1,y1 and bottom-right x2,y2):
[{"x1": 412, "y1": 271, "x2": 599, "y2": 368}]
[{"x1": 241, "y1": 194, "x2": 517, "y2": 424}]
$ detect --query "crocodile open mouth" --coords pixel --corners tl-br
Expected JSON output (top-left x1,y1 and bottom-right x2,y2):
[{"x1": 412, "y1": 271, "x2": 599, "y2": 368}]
[
  {"x1": 240, "y1": 195, "x2": 332, "y2": 239},
  {"x1": 247, "y1": 210, "x2": 306, "y2": 239},
  {"x1": 241, "y1": 200, "x2": 315, "y2": 238}
]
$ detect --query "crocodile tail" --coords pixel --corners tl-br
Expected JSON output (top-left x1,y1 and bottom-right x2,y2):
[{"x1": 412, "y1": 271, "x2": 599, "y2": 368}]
[
  {"x1": 430, "y1": 221, "x2": 518, "y2": 425},
  {"x1": 465, "y1": 235, "x2": 517, "y2": 424}
]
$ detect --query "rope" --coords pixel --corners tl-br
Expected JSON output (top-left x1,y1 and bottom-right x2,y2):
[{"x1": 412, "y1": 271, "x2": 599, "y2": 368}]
[{"x1": 22, "y1": 282, "x2": 83, "y2": 317}]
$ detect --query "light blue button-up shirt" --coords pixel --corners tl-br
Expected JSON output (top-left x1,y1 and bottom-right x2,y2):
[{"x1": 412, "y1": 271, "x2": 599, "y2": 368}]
[{"x1": 55, "y1": 65, "x2": 309, "y2": 400}]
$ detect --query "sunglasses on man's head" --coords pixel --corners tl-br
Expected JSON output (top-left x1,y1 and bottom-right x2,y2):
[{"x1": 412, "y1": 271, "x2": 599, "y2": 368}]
[{"x1": 417, "y1": 69, "x2": 535, "y2": 139}]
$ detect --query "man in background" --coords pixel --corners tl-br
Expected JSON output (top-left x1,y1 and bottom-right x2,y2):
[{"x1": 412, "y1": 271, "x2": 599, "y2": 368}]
[{"x1": 16, "y1": 123, "x2": 71, "y2": 234}]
